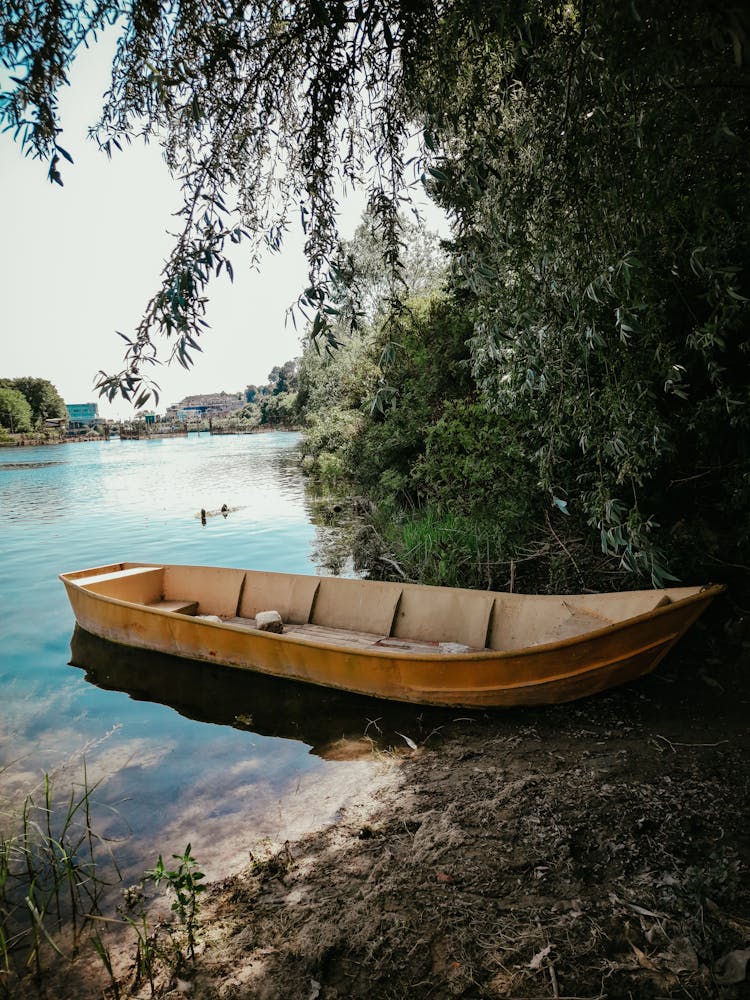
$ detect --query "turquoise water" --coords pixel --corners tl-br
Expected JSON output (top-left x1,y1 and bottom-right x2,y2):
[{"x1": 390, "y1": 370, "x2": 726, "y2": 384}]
[{"x1": 0, "y1": 432, "x2": 399, "y2": 876}]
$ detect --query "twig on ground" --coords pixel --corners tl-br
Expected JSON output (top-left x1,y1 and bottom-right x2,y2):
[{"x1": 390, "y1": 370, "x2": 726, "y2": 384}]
[
  {"x1": 654, "y1": 734, "x2": 729, "y2": 752},
  {"x1": 549, "y1": 961, "x2": 560, "y2": 998}
]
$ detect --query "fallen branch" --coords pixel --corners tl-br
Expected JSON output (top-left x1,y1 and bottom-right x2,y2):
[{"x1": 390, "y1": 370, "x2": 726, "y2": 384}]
[{"x1": 654, "y1": 734, "x2": 729, "y2": 752}]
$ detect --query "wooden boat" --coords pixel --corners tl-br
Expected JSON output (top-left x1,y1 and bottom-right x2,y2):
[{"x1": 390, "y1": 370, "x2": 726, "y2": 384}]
[{"x1": 60, "y1": 562, "x2": 723, "y2": 708}]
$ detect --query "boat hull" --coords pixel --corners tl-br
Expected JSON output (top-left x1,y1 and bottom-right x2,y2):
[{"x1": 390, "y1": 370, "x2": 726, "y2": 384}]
[{"x1": 60, "y1": 567, "x2": 721, "y2": 707}]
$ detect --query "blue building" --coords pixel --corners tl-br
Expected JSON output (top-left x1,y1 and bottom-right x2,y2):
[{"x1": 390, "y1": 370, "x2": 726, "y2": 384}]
[{"x1": 66, "y1": 402, "x2": 99, "y2": 426}]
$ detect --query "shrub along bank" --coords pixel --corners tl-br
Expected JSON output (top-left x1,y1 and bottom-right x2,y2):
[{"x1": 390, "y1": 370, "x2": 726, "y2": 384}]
[{"x1": 297, "y1": 273, "x2": 748, "y2": 604}]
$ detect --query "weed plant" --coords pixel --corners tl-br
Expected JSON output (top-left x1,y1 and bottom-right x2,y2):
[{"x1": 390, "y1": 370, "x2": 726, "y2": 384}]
[
  {"x1": 0, "y1": 766, "x2": 205, "y2": 998},
  {"x1": 147, "y1": 844, "x2": 206, "y2": 963}
]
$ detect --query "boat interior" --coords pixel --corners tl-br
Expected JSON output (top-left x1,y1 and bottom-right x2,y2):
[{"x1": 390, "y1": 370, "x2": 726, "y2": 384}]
[{"x1": 62, "y1": 563, "x2": 698, "y2": 654}]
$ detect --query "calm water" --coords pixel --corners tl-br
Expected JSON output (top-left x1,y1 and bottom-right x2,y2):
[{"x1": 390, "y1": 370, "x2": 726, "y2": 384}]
[{"x1": 0, "y1": 433, "x2": 433, "y2": 877}]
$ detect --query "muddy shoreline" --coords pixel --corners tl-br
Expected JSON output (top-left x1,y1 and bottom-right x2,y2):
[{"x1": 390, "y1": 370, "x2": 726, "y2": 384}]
[{"x1": 30, "y1": 624, "x2": 748, "y2": 1000}]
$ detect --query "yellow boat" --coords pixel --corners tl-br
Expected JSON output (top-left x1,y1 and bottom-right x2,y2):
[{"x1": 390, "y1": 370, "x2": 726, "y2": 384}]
[{"x1": 60, "y1": 562, "x2": 723, "y2": 708}]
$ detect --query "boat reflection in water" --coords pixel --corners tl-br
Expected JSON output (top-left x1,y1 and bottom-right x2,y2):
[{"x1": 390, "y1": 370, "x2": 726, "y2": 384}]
[{"x1": 69, "y1": 626, "x2": 460, "y2": 760}]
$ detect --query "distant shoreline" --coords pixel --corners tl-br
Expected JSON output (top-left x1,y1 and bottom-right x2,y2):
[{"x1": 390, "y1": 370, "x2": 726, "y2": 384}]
[{"x1": 0, "y1": 426, "x2": 301, "y2": 448}]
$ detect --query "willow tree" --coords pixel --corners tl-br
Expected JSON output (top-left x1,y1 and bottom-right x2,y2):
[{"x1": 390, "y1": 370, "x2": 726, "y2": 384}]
[
  {"x1": 417, "y1": 4, "x2": 750, "y2": 586},
  {"x1": 3, "y1": 2, "x2": 748, "y2": 586},
  {"x1": 2, "y1": 0, "x2": 448, "y2": 403}
]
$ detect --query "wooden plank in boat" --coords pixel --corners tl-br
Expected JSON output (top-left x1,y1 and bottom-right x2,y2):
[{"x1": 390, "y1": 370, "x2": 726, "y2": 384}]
[
  {"x1": 375, "y1": 636, "x2": 441, "y2": 653},
  {"x1": 225, "y1": 617, "x2": 388, "y2": 650},
  {"x1": 163, "y1": 565, "x2": 245, "y2": 617},
  {"x1": 224, "y1": 617, "x2": 484, "y2": 655},
  {"x1": 310, "y1": 577, "x2": 403, "y2": 635},
  {"x1": 392, "y1": 586, "x2": 494, "y2": 648},
  {"x1": 285, "y1": 623, "x2": 387, "y2": 648},
  {"x1": 239, "y1": 570, "x2": 319, "y2": 624}
]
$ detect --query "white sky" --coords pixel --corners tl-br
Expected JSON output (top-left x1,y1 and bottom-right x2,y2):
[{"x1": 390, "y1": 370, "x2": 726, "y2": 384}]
[{"x1": 1, "y1": 34, "x2": 447, "y2": 419}]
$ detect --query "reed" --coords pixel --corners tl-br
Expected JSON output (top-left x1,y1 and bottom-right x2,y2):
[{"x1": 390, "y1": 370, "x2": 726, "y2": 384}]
[
  {"x1": 0, "y1": 765, "x2": 117, "y2": 994},
  {"x1": 0, "y1": 766, "x2": 206, "y2": 998},
  {"x1": 123, "y1": 910, "x2": 158, "y2": 996},
  {"x1": 90, "y1": 928, "x2": 120, "y2": 999}
]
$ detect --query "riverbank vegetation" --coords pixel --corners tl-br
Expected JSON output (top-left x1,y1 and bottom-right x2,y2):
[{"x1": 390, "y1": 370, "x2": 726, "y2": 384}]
[
  {"x1": 4, "y1": 3, "x2": 748, "y2": 598},
  {"x1": 237, "y1": 361, "x2": 301, "y2": 430},
  {"x1": 296, "y1": 197, "x2": 749, "y2": 602},
  {"x1": 290, "y1": 2, "x2": 749, "y2": 601}
]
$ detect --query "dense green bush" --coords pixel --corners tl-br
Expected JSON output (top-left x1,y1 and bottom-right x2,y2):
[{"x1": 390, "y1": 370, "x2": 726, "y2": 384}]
[
  {"x1": 298, "y1": 5, "x2": 750, "y2": 598},
  {"x1": 422, "y1": 3, "x2": 750, "y2": 591},
  {"x1": 413, "y1": 399, "x2": 532, "y2": 511},
  {"x1": 346, "y1": 295, "x2": 476, "y2": 492}
]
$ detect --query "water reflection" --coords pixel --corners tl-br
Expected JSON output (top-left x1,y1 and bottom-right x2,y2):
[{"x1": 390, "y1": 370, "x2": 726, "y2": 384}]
[
  {"x1": 306, "y1": 490, "x2": 389, "y2": 578},
  {"x1": 0, "y1": 432, "x2": 454, "y2": 881},
  {"x1": 0, "y1": 460, "x2": 64, "y2": 470},
  {"x1": 70, "y1": 626, "x2": 459, "y2": 761}
]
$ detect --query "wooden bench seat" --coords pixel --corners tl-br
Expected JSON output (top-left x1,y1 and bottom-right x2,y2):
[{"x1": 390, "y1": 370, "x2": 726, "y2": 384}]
[
  {"x1": 147, "y1": 599, "x2": 199, "y2": 615},
  {"x1": 75, "y1": 566, "x2": 158, "y2": 587}
]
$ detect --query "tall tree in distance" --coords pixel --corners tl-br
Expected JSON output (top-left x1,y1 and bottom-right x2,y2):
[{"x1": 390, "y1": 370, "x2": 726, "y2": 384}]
[{"x1": 0, "y1": 377, "x2": 67, "y2": 426}]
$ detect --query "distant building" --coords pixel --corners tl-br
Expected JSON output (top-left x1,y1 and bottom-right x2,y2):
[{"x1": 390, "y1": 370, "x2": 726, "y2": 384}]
[
  {"x1": 165, "y1": 391, "x2": 243, "y2": 422},
  {"x1": 66, "y1": 403, "x2": 99, "y2": 426}
]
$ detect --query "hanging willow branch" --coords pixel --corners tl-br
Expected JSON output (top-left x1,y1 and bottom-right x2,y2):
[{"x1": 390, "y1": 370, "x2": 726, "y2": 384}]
[{"x1": 0, "y1": 0, "x2": 455, "y2": 404}]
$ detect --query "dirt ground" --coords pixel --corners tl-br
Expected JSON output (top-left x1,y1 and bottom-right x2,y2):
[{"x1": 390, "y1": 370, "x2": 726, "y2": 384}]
[{"x1": 16, "y1": 620, "x2": 750, "y2": 1000}]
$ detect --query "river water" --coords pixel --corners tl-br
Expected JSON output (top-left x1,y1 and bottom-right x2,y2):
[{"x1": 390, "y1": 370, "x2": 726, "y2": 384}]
[{"x1": 0, "y1": 432, "x2": 434, "y2": 879}]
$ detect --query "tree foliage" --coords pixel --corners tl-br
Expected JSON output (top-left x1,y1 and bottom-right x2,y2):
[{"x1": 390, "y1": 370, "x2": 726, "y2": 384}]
[
  {"x1": 1, "y1": 0, "x2": 450, "y2": 404},
  {"x1": 239, "y1": 359, "x2": 300, "y2": 426},
  {"x1": 0, "y1": 377, "x2": 67, "y2": 426},
  {"x1": 3, "y1": 1, "x2": 749, "y2": 590},
  {"x1": 0, "y1": 387, "x2": 33, "y2": 432},
  {"x1": 422, "y1": 3, "x2": 750, "y2": 584}
]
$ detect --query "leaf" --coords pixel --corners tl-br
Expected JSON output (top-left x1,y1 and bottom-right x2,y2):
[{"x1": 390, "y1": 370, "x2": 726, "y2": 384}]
[
  {"x1": 528, "y1": 944, "x2": 551, "y2": 969},
  {"x1": 308, "y1": 980, "x2": 321, "y2": 1000},
  {"x1": 630, "y1": 942, "x2": 658, "y2": 971},
  {"x1": 427, "y1": 165, "x2": 448, "y2": 182},
  {"x1": 715, "y1": 949, "x2": 750, "y2": 985},
  {"x1": 395, "y1": 732, "x2": 418, "y2": 750},
  {"x1": 47, "y1": 155, "x2": 63, "y2": 187}
]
